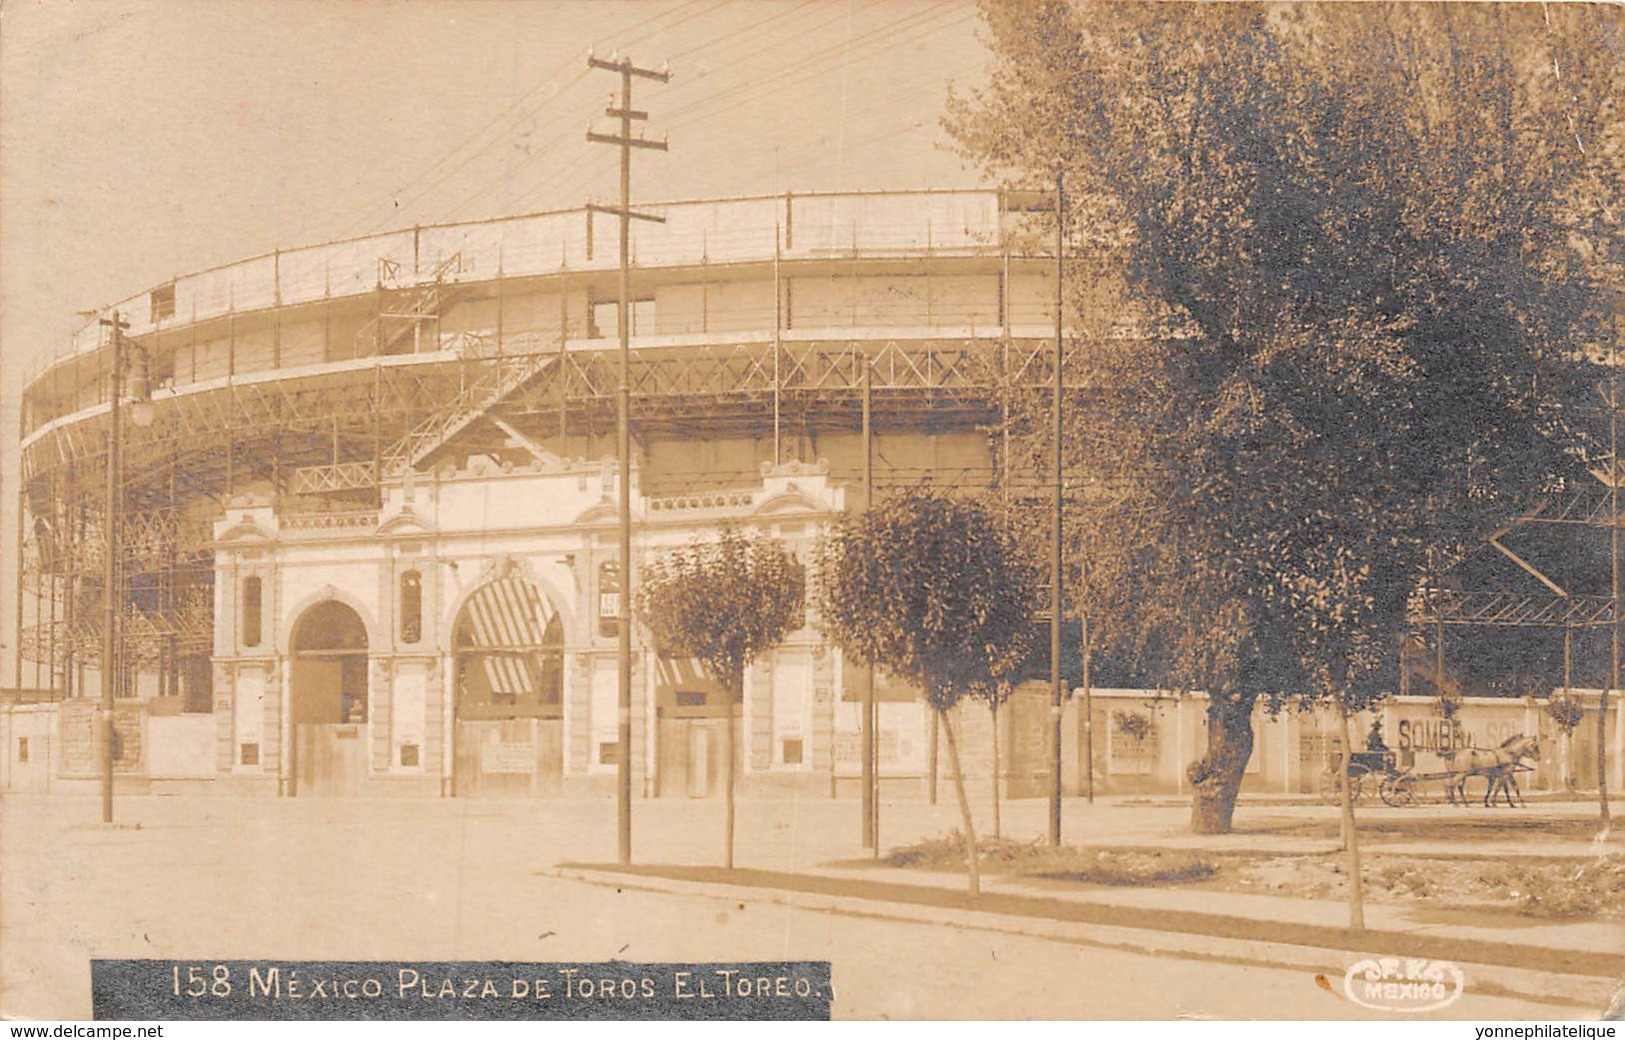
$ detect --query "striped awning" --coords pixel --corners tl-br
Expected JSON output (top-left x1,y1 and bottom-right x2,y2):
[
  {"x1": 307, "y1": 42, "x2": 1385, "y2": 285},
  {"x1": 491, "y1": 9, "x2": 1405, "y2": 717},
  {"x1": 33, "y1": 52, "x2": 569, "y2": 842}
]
[{"x1": 454, "y1": 575, "x2": 558, "y2": 698}]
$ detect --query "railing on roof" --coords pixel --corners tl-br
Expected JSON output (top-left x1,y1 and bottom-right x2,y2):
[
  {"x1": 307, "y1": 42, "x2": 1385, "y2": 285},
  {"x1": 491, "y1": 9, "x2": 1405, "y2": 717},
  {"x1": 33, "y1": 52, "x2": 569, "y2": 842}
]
[{"x1": 29, "y1": 189, "x2": 1016, "y2": 385}]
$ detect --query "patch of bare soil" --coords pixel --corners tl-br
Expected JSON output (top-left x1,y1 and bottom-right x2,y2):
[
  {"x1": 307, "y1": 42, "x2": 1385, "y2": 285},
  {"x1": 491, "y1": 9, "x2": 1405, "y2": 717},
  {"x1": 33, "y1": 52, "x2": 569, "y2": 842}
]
[
  {"x1": 879, "y1": 833, "x2": 1625, "y2": 919},
  {"x1": 880, "y1": 833, "x2": 1220, "y2": 885},
  {"x1": 1211, "y1": 852, "x2": 1625, "y2": 919},
  {"x1": 1258, "y1": 814, "x2": 1620, "y2": 846}
]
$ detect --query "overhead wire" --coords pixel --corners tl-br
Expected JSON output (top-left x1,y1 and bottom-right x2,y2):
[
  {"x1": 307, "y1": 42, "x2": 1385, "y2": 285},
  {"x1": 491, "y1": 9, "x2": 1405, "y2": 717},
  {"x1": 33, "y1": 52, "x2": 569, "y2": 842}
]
[
  {"x1": 659, "y1": 2, "x2": 961, "y2": 128},
  {"x1": 331, "y1": 0, "x2": 720, "y2": 240},
  {"x1": 440, "y1": 0, "x2": 904, "y2": 221},
  {"x1": 459, "y1": 1, "x2": 943, "y2": 214},
  {"x1": 502, "y1": 2, "x2": 971, "y2": 217}
]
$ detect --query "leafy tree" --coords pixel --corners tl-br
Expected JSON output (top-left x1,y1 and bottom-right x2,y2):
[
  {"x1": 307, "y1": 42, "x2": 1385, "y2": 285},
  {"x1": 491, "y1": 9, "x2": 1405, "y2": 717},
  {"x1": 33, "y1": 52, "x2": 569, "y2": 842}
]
[
  {"x1": 637, "y1": 526, "x2": 805, "y2": 869},
  {"x1": 948, "y1": 1, "x2": 1620, "y2": 854},
  {"x1": 815, "y1": 489, "x2": 1039, "y2": 895},
  {"x1": 1545, "y1": 693, "x2": 1586, "y2": 791}
]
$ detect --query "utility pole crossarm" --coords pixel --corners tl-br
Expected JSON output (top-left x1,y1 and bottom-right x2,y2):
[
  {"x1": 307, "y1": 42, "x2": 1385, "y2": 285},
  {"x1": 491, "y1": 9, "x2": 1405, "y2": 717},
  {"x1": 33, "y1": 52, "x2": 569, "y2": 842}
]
[
  {"x1": 586, "y1": 131, "x2": 670, "y2": 152},
  {"x1": 585, "y1": 203, "x2": 667, "y2": 224},
  {"x1": 587, "y1": 54, "x2": 672, "y2": 82}
]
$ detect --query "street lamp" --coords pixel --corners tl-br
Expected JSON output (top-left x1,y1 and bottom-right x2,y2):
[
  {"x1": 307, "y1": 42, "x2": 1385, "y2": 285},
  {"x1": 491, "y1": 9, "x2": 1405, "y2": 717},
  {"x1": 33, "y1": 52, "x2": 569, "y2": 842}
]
[{"x1": 97, "y1": 311, "x2": 152, "y2": 824}]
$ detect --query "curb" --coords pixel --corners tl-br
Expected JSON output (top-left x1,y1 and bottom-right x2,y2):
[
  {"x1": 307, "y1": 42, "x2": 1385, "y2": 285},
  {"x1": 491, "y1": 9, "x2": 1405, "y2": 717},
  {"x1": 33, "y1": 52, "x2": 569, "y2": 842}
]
[{"x1": 550, "y1": 864, "x2": 1619, "y2": 1014}]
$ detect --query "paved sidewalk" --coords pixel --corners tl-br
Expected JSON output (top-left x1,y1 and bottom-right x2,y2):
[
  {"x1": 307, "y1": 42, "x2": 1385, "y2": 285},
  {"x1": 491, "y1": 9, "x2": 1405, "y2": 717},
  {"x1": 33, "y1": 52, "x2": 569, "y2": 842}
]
[
  {"x1": 4, "y1": 792, "x2": 1618, "y2": 1019},
  {"x1": 554, "y1": 862, "x2": 1622, "y2": 1014},
  {"x1": 798, "y1": 860, "x2": 1623, "y2": 957}
]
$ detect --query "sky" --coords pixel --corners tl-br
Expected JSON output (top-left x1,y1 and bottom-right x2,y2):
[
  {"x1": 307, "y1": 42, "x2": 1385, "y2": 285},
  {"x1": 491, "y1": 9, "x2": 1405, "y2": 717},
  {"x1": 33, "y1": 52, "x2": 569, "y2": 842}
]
[{"x1": 0, "y1": 0, "x2": 993, "y2": 684}]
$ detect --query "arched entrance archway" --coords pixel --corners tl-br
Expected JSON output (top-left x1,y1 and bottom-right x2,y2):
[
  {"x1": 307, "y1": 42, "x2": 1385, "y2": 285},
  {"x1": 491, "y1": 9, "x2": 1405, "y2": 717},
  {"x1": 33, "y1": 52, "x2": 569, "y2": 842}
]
[
  {"x1": 290, "y1": 600, "x2": 369, "y2": 797},
  {"x1": 452, "y1": 572, "x2": 565, "y2": 796}
]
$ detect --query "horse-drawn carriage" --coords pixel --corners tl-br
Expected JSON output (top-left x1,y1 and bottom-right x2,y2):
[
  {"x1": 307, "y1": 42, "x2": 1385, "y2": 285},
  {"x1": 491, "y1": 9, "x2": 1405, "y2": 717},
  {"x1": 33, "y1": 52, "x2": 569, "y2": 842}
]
[
  {"x1": 1318, "y1": 750, "x2": 1406, "y2": 806},
  {"x1": 1319, "y1": 734, "x2": 1541, "y2": 808}
]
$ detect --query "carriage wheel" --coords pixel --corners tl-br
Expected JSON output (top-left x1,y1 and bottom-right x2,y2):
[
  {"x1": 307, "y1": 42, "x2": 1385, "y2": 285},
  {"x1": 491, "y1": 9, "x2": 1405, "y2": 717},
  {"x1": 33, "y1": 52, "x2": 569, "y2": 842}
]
[
  {"x1": 1319, "y1": 767, "x2": 1342, "y2": 804},
  {"x1": 1380, "y1": 773, "x2": 1417, "y2": 808},
  {"x1": 1320, "y1": 767, "x2": 1367, "y2": 805}
]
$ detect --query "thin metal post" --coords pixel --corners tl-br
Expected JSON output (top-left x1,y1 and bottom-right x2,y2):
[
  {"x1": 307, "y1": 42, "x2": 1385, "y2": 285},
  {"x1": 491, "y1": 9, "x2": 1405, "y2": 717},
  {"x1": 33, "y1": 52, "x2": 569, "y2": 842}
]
[
  {"x1": 558, "y1": 282, "x2": 569, "y2": 444},
  {"x1": 11, "y1": 466, "x2": 25, "y2": 692},
  {"x1": 100, "y1": 312, "x2": 127, "y2": 825},
  {"x1": 1049, "y1": 167, "x2": 1065, "y2": 845},
  {"x1": 1082, "y1": 612, "x2": 1094, "y2": 802},
  {"x1": 1606, "y1": 338, "x2": 1618, "y2": 825},
  {"x1": 64, "y1": 464, "x2": 78, "y2": 701},
  {"x1": 1437, "y1": 597, "x2": 1446, "y2": 703},
  {"x1": 928, "y1": 709, "x2": 938, "y2": 805},
  {"x1": 861, "y1": 360, "x2": 876, "y2": 852},
  {"x1": 774, "y1": 226, "x2": 782, "y2": 466},
  {"x1": 1337, "y1": 701, "x2": 1366, "y2": 930},
  {"x1": 11, "y1": 360, "x2": 27, "y2": 693}
]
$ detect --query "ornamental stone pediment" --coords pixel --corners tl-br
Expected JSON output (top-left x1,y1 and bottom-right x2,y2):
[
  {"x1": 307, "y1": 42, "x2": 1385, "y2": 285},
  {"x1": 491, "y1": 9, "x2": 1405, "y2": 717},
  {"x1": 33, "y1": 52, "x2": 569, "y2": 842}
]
[
  {"x1": 216, "y1": 516, "x2": 275, "y2": 544},
  {"x1": 754, "y1": 491, "x2": 822, "y2": 516},
  {"x1": 376, "y1": 507, "x2": 434, "y2": 537}
]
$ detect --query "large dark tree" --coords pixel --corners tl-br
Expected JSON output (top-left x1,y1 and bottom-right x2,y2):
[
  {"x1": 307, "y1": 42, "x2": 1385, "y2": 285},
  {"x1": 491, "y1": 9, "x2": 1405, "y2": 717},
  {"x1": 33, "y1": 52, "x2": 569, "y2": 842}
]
[{"x1": 949, "y1": 2, "x2": 1622, "y2": 842}]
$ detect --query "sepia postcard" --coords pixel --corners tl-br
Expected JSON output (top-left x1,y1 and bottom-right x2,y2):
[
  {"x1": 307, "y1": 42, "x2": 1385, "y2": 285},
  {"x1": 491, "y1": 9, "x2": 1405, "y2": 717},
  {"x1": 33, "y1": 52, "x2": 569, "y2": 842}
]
[{"x1": 1, "y1": 0, "x2": 1622, "y2": 1027}]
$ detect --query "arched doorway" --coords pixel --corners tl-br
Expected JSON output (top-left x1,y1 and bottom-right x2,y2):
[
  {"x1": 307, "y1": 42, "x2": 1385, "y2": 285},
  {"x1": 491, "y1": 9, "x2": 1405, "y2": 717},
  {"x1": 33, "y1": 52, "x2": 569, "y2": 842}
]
[
  {"x1": 452, "y1": 572, "x2": 565, "y2": 796},
  {"x1": 290, "y1": 600, "x2": 369, "y2": 797}
]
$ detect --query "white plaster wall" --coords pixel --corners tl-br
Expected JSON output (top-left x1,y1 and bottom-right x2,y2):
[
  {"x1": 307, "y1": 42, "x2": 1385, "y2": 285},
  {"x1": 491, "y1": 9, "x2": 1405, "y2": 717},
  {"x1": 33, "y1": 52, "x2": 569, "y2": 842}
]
[{"x1": 146, "y1": 715, "x2": 216, "y2": 778}]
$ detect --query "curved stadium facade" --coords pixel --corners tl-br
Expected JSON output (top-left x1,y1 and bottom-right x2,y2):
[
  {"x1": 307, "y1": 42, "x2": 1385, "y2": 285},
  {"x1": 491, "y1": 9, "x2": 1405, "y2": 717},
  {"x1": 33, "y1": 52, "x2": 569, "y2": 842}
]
[
  {"x1": 11, "y1": 189, "x2": 1089, "y2": 798},
  {"x1": 9, "y1": 188, "x2": 1603, "y2": 799}
]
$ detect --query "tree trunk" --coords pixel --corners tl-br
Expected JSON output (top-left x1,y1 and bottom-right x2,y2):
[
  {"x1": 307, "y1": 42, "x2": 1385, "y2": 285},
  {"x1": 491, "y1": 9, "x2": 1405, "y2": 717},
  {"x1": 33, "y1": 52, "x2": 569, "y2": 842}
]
[
  {"x1": 990, "y1": 700, "x2": 1002, "y2": 840},
  {"x1": 1187, "y1": 690, "x2": 1258, "y2": 834},
  {"x1": 1561, "y1": 730, "x2": 1573, "y2": 792},
  {"x1": 939, "y1": 704, "x2": 981, "y2": 896},
  {"x1": 724, "y1": 674, "x2": 738, "y2": 870},
  {"x1": 1338, "y1": 706, "x2": 1366, "y2": 931}
]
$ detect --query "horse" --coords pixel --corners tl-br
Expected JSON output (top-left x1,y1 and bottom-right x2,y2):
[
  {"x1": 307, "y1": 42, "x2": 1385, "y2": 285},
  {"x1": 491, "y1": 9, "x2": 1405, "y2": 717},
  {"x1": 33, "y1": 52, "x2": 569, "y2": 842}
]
[
  {"x1": 1440, "y1": 734, "x2": 1540, "y2": 808},
  {"x1": 1484, "y1": 757, "x2": 1537, "y2": 808}
]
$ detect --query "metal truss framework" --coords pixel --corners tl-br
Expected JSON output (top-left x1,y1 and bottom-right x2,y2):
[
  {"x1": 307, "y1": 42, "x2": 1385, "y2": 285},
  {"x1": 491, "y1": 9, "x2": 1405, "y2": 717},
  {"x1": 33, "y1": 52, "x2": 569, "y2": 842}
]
[
  {"x1": 17, "y1": 324, "x2": 1619, "y2": 691},
  {"x1": 14, "y1": 333, "x2": 1074, "y2": 682},
  {"x1": 1410, "y1": 477, "x2": 1625, "y2": 634}
]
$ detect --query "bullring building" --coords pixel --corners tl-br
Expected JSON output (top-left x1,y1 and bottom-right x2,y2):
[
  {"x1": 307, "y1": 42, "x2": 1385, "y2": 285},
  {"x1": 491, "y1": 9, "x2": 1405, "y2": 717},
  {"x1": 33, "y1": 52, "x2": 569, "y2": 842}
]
[
  {"x1": 8, "y1": 188, "x2": 1614, "y2": 802},
  {"x1": 10, "y1": 189, "x2": 1085, "y2": 799}
]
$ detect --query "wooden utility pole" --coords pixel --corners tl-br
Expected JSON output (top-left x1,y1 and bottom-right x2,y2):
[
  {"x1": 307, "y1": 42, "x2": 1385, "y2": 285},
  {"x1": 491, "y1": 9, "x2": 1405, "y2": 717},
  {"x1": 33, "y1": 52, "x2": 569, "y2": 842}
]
[
  {"x1": 98, "y1": 312, "x2": 129, "y2": 825},
  {"x1": 587, "y1": 50, "x2": 669, "y2": 867},
  {"x1": 1049, "y1": 167, "x2": 1065, "y2": 846}
]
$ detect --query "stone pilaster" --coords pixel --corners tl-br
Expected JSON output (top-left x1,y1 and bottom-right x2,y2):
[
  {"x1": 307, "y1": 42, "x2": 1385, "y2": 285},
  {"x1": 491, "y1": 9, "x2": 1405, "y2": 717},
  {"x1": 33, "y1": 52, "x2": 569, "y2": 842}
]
[
  {"x1": 811, "y1": 645, "x2": 835, "y2": 774},
  {"x1": 748, "y1": 659, "x2": 773, "y2": 771}
]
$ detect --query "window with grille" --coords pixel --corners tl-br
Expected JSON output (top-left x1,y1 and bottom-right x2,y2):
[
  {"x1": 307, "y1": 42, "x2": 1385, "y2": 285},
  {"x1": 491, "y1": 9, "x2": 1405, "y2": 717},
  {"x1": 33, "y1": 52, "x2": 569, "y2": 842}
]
[
  {"x1": 243, "y1": 577, "x2": 263, "y2": 648},
  {"x1": 150, "y1": 284, "x2": 176, "y2": 323},
  {"x1": 400, "y1": 570, "x2": 422, "y2": 644},
  {"x1": 598, "y1": 561, "x2": 621, "y2": 638}
]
